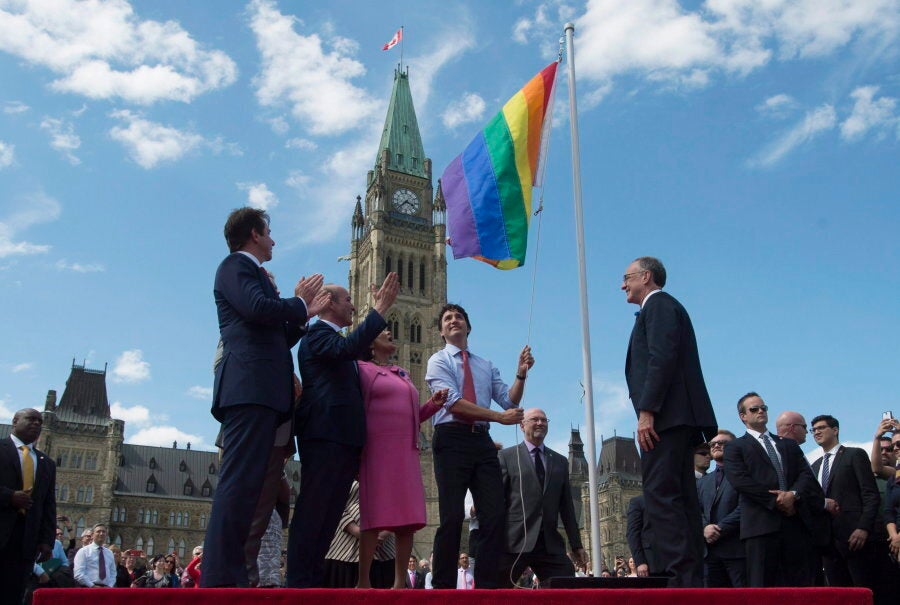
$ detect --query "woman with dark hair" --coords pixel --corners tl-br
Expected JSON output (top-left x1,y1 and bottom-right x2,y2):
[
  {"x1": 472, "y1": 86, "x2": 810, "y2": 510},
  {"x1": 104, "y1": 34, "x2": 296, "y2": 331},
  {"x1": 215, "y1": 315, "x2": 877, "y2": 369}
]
[
  {"x1": 355, "y1": 329, "x2": 448, "y2": 588},
  {"x1": 133, "y1": 555, "x2": 180, "y2": 588}
]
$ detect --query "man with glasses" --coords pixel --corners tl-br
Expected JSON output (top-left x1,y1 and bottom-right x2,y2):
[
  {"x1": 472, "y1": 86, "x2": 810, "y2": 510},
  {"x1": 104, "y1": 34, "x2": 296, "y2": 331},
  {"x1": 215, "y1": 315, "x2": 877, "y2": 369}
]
[
  {"x1": 870, "y1": 417, "x2": 899, "y2": 484},
  {"x1": 776, "y1": 411, "x2": 809, "y2": 445},
  {"x1": 497, "y1": 408, "x2": 586, "y2": 586},
  {"x1": 810, "y1": 415, "x2": 884, "y2": 599},
  {"x1": 622, "y1": 256, "x2": 717, "y2": 587},
  {"x1": 698, "y1": 430, "x2": 745, "y2": 587},
  {"x1": 723, "y1": 392, "x2": 823, "y2": 586}
]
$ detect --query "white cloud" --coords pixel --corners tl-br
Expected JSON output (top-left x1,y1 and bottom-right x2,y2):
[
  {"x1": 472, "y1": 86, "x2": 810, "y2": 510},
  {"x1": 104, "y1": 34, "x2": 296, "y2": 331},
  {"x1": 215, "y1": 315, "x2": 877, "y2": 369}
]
[
  {"x1": 186, "y1": 385, "x2": 213, "y2": 400},
  {"x1": 110, "y1": 400, "x2": 150, "y2": 424},
  {"x1": 108, "y1": 110, "x2": 204, "y2": 169},
  {"x1": 512, "y1": 1, "x2": 576, "y2": 46},
  {"x1": 408, "y1": 31, "x2": 477, "y2": 112},
  {"x1": 751, "y1": 104, "x2": 837, "y2": 167},
  {"x1": 111, "y1": 349, "x2": 151, "y2": 384},
  {"x1": 237, "y1": 181, "x2": 279, "y2": 210},
  {"x1": 127, "y1": 425, "x2": 206, "y2": 449},
  {"x1": 0, "y1": 398, "x2": 15, "y2": 422},
  {"x1": 268, "y1": 116, "x2": 290, "y2": 135},
  {"x1": 0, "y1": 0, "x2": 237, "y2": 104},
  {"x1": 563, "y1": 0, "x2": 900, "y2": 98},
  {"x1": 3, "y1": 101, "x2": 29, "y2": 114},
  {"x1": 40, "y1": 117, "x2": 81, "y2": 165},
  {"x1": 756, "y1": 93, "x2": 798, "y2": 117},
  {"x1": 249, "y1": 0, "x2": 379, "y2": 135},
  {"x1": 11, "y1": 362, "x2": 33, "y2": 373},
  {"x1": 0, "y1": 141, "x2": 14, "y2": 168},
  {"x1": 0, "y1": 190, "x2": 61, "y2": 258},
  {"x1": 285, "y1": 137, "x2": 316, "y2": 151},
  {"x1": 442, "y1": 93, "x2": 487, "y2": 129},
  {"x1": 840, "y1": 85, "x2": 899, "y2": 141},
  {"x1": 55, "y1": 259, "x2": 106, "y2": 273}
]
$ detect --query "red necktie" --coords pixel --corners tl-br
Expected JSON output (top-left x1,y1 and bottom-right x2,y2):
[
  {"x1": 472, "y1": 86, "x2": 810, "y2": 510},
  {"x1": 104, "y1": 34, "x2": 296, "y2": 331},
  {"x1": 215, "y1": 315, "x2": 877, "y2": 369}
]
[{"x1": 461, "y1": 350, "x2": 476, "y2": 405}]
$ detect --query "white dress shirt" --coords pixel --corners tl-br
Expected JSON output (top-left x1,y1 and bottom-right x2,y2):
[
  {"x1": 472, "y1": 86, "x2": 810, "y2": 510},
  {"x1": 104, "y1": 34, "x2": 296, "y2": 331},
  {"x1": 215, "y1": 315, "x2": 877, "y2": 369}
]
[
  {"x1": 73, "y1": 543, "x2": 116, "y2": 587},
  {"x1": 456, "y1": 567, "x2": 474, "y2": 589}
]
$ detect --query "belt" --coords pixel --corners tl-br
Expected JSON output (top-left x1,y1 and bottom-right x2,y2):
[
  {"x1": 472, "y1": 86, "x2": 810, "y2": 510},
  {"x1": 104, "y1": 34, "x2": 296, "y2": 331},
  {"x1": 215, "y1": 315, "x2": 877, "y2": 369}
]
[{"x1": 436, "y1": 422, "x2": 490, "y2": 434}]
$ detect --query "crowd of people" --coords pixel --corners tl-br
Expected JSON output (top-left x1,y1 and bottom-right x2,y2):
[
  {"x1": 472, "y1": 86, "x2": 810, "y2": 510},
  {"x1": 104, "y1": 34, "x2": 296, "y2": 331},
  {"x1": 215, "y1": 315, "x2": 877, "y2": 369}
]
[{"x1": 4, "y1": 212, "x2": 899, "y2": 602}]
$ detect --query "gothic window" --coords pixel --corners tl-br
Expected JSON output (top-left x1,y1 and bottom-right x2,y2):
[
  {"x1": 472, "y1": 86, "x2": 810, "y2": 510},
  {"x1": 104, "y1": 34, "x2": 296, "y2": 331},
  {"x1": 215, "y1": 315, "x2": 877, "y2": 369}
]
[
  {"x1": 57, "y1": 450, "x2": 68, "y2": 468},
  {"x1": 184, "y1": 512, "x2": 189, "y2": 527},
  {"x1": 146, "y1": 476, "x2": 157, "y2": 493},
  {"x1": 169, "y1": 512, "x2": 175, "y2": 526},
  {"x1": 151, "y1": 510, "x2": 159, "y2": 524},
  {"x1": 199, "y1": 513, "x2": 207, "y2": 530},
  {"x1": 409, "y1": 317, "x2": 422, "y2": 343},
  {"x1": 120, "y1": 508, "x2": 126, "y2": 523},
  {"x1": 419, "y1": 263, "x2": 426, "y2": 295},
  {"x1": 385, "y1": 254, "x2": 392, "y2": 279},
  {"x1": 136, "y1": 536, "x2": 143, "y2": 552},
  {"x1": 412, "y1": 157, "x2": 418, "y2": 169},
  {"x1": 84, "y1": 451, "x2": 98, "y2": 470},
  {"x1": 149, "y1": 457, "x2": 157, "y2": 470},
  {"x1": 396, "y1": 153, "x2": 403, "y2": 165},
  {"x1": 70, "y1": 451, "x2": 83, "y2": 469},
  {"x1": 179, "y1": 461, "x2": 187, "y2": 472},
  {"x1": 183, "y1": 480, "x2": 194, "y2": 497},
  {"x1": 208, "y1": 463, "x2": 216, "y2": 475},
  {"x1": 76, "y1": 517, "x2": 85, "y2": 537},
  {"x1": 110, "y1": 508, "x2": 117, "y2": 522},
  {"x1": 168, "y1": 538, "x2": 175, "y2": 553},
  {"x1": 176, "y1": 512, "x2": 183, "y2": 526},
  {"x1": 59, "y1": 485, "x2": 68, "y2": 502},
  {"x1": 201, "y1": 480, "x2": 212, "y2": 498},
  {"x1": 76, "y1": 486, "x2": 85, "y2": 503},
  {"x1": 397, "y1": 257, "x2": 403, "y2": 284},
  {"x1": 146, "y1": 537, "x2": 154, "y2": 556},
  {"x1": 178, "y1": 540, "x2": 186, "y2": 558},
  {"x1": 85, "y1": 486, "x2": 93, "y2": 503},
  {"x1": 407, "y1": 260, "x2": 414, "y2": 288},
  {"x1": 138, "y1": 508, "x2": 144, "y2": 524}
]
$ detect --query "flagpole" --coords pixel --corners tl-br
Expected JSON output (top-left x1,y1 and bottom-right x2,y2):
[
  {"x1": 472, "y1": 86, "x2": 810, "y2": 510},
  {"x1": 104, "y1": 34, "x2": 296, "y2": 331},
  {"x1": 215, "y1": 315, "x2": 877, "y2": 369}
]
[{"x1": 564, "y1": 22, "x2": 601, "y2": 576}]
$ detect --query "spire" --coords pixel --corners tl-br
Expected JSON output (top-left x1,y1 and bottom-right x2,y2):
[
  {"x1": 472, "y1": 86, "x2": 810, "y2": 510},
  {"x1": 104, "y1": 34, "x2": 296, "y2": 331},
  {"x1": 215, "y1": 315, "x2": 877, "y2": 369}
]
[
  {"x1": 56, "y1": 361, "x2": 111, "y2": 421},
  {"x1": 375, "y1": 68, "x2": 426, "y2": 178}
]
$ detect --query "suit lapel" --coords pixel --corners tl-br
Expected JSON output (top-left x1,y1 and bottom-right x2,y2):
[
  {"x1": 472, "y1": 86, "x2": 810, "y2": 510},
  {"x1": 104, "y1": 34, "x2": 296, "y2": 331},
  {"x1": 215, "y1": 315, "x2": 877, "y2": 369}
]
[{"x1": 4, "y1": 437, "x2": 24, "y2": 488}]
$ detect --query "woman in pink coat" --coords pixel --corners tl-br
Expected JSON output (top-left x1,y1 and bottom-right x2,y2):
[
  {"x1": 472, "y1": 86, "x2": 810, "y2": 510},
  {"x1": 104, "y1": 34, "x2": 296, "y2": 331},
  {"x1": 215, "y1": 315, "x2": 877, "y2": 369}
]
[{"x1": 356, "y1": 329, "x2": 447, "y2": 588}]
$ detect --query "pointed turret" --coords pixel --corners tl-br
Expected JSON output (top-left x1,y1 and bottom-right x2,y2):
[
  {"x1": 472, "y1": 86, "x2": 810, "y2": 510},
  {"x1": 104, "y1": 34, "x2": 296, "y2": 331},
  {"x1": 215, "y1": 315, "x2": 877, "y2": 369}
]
[
  {"x1": 376, "y1": 68, "x2": 426, "y2": 178},
  {"x1": 56, "y1": 361, "x2": 111, "y2": 423}
]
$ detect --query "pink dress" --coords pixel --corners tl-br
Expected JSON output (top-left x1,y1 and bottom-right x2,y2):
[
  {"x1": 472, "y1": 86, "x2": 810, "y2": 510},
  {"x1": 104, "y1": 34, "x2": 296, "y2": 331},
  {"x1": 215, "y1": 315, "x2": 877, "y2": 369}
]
[{"x1": 357, "y1": 361, "x2": 441, "y2": 531}]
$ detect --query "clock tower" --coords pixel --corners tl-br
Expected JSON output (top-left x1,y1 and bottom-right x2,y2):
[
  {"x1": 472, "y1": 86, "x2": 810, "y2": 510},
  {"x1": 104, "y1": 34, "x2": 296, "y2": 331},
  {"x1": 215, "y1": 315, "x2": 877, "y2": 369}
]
[{"x1": 349, "y1": 67, "x2": 448, "y2": 556}]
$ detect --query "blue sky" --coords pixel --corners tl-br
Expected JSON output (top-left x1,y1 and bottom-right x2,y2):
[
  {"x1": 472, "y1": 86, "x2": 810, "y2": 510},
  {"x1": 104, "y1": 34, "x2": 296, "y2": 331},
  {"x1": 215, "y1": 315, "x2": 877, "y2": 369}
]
[{"x1": 1, "y1": 0, "x2": 898, "y2": 462}]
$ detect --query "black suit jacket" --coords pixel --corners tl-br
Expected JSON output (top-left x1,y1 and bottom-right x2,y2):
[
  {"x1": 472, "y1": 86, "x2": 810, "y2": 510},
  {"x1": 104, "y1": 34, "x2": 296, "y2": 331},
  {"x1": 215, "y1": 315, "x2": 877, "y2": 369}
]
[
  {"x1": 212, "y1": 252, "x2": 307, "y2": 422},
  {"x1": 698, "y1": 468, "x2": 744, "y2": 559},
  {"x1": 295, "y1": 310, "x2": 387, "y2": 447},
  {"x1": 723, "y1": 432, "x2": 824, "y2": 540},
  {"x1": 498, "y1": 443, "x2": 582, "y2": 555},
  {"x1": 810, "y1": 445, "x2": 883, "y2": 552},
  {"x1": 0, "y1": 437, "x2": 56, "y2": 560},
  {"x1": 625, "y1": 291, "x2": 717, "y2": 438},
  {"x1": 626, "y1": 495, "x2": 657, "y2": 571}
]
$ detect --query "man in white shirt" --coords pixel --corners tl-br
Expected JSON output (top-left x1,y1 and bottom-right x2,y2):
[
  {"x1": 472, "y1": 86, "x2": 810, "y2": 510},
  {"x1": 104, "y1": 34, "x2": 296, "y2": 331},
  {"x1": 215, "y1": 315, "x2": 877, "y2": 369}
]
[
  {"x1": 73, "y1": 524, "x2": 115, "y2": 587},
  {"x1": 456, "y1": 552, "x2": 474, "y2": 589}
]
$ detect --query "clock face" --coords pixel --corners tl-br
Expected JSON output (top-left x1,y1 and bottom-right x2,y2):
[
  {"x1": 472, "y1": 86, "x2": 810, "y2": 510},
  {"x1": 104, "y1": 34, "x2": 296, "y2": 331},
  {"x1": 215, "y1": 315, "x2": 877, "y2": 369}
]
[{"x1": 392, "y1": 188, "x2": 420, "y2": 215}]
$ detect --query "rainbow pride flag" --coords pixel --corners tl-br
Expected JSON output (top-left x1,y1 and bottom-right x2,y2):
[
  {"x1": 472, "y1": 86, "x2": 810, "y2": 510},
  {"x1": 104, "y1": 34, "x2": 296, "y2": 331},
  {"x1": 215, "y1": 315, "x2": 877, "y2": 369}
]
[{"x1": 441, "y1": 61, "x2": 559, "y2": 269}]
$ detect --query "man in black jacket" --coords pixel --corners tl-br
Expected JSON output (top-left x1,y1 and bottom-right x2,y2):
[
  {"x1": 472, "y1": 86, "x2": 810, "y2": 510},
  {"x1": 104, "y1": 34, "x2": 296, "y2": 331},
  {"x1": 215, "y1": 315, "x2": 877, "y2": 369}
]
[
  {"x1": 623, "y1": 256, "x2": 717, "y2": 586},
  {"x1": 699, "y1": 429, "x2": 745, "y2": 587}
]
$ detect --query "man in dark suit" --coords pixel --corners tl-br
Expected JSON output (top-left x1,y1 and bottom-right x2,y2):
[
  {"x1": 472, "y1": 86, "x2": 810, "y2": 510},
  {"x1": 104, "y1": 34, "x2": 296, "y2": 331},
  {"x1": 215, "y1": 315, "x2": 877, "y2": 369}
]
[
  {"x1": 497, "y1": 408, "x2": 585, "y2": 586},
  {"x1": 625, "y1": 495, "x2": 656, "y2": 576},
  {"x1": 1, "y1": 408, "x2": 56, "y2": 604},
  {"x1": 809, "y1": 414, "x2": 885, "y2": 600},
  {"x1": 622, "y1": 256, "x2": 717, "y2": 586},
  {"x1": 723, "y1": 392, "x2": 824, "y2": 586},
  {"x1": 287, "y1": 274, "x2": 399, "y2": 588},
  {"x1": 404, "y1": 556, "x2": 425, "y2": 588},
  {"x1": 204, "y1": 207, "x2": 326, "y2": 587},
  {"x1": 699, "y1": 429, "x2": 745, "y2": 587}
]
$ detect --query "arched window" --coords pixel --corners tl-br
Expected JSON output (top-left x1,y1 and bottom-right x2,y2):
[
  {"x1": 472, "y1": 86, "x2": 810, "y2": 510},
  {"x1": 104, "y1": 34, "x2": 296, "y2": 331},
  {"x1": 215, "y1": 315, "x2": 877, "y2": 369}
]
[
  {"x1": 201, "y1": 480, "x2": 212, "y2": 498},
  {"x1": 76, "y1": 517, "x2": 85, "y2": 538},
  {"x1": 59, "y1": 485, "x2": 68, "y2": 501},
  {"x1": 407, "y1": 260, "x2": 414, "y2": 289},
  {"x1": 419, "y1": 262, "x2": 426, "y2": 294},
  {"x1": 168, "y1": 538, "x2": 175, "y2": 553},
  {"x1": 85, "y1": 486, "x2": 93, "y2": 503},
  {"x1": 199, "y1": 513, "x2": 207, "y2": 530},
  {"x1": 176, "y1": 512, "x2": 183, "y2": 527},
  {"x1": 110, "y1": 508, "x2": 117, "y2": 522},
  {"x1": 151, "y1": 510, "x2": 159, "y2": 525},
  {"x1": 146, "y1": 537, "x2": 154, "y2": 556},
  {"x1": 136, "y1": 536, "x2": 143, "y2": 552},
  {"x1": 120, "y1": 507, "x2": 125, "y2": 523},
  {"x1": 178, "y1": 539, "x2": 186, "y2": 558},
  {"x1": 397, "y1": 256, "x2": 403, "y2": 284},
  {"x1": 183, "y1": 480, "x2": 194, "y2": 497},
  {"x1": 57, "y1": 450, "x2": 68, "y2": 468},
  {"x1": 169, "y1": 512, "x2": 175, "y2": 526},
  {"x1": 84, "y1": 451, "x2": 98, "y2": 470},
  {"x1": 385, "y1": 254, "x2": 392, "y2": 279},
  {"x1": 138, "y1": 508, "x2": 144, "y2": 524},
  {"x1": 76, "y1": 486, "x2": 85, "y2": 503},
  {"x1": 409, "y1": 317, "x2": 422, "y2": 344},
  {"x1": 184, "y1": 512, "x2": 189, "y2": 527},
  {"x1": 146, "y1": 476, "x2": 157, "y2": 493}
]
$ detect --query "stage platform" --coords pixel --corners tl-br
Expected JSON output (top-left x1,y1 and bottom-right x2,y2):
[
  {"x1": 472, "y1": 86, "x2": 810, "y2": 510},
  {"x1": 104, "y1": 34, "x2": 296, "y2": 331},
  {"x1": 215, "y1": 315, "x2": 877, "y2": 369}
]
[{"x1": 33, "y1": 587, "x2": 872, "y2": 605}]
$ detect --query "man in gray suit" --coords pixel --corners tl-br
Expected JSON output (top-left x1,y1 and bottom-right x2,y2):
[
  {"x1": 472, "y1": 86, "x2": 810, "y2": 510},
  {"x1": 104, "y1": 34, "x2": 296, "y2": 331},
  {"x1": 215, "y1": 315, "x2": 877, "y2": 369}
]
[{"x1": 497, "y1": 408, "x2": 586, "y2": 586}]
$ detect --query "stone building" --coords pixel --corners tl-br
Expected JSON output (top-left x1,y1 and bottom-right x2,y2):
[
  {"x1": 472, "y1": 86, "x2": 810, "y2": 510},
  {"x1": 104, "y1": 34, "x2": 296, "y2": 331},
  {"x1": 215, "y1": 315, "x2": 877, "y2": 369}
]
[
  {"x1": 8, "y1": 362, "x2": 302, "y2": 559},
  {"x1": 347, "y1": 66, "x2": 448, "y2": 557},
  {"x1": 574, "y1": 433, "x2": 643, "y2": 570}
]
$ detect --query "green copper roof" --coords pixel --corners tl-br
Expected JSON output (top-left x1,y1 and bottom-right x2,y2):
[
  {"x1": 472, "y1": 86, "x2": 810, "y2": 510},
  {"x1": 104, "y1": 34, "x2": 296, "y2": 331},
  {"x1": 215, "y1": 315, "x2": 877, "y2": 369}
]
[{"x1": 376, "y1": 69, "x2": 426, "y2": 178}]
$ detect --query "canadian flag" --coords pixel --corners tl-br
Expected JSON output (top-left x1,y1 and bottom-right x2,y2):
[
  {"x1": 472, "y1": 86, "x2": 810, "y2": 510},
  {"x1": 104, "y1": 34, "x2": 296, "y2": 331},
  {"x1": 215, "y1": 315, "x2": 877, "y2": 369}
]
[{"x1": 382, "y1": 28, "x2": 402, "y2": 51}]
